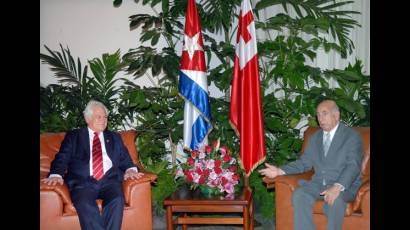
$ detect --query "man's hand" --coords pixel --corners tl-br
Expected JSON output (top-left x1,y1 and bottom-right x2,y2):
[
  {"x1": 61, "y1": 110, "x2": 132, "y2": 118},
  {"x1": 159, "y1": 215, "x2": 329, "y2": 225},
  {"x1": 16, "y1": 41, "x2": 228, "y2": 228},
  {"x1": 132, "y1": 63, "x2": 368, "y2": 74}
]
[
  {"x1": 320, "y1": 185, "x2": 342, "y2": 205},
  {"x1": 258, "y1": 163, "x2": 283, "y2": 179},
  {"x1": 124, "y1": 169, "x2": 144, "y2": 180},
  {"x1": 41, "y1": 177, "x2": 64, "y2": 186}
]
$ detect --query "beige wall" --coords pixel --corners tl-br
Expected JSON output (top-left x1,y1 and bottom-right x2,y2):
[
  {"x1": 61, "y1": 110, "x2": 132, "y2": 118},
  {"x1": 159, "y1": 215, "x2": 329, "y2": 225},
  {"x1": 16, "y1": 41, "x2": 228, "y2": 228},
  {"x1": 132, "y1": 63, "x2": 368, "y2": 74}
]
[{"x1": 40, "y1": 0, "x2": 157, "y2": 87}]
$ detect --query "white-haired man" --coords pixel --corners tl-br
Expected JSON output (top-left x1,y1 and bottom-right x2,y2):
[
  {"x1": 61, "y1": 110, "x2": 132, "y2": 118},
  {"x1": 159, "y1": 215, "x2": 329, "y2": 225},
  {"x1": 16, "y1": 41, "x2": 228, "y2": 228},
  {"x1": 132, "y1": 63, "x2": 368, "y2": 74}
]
[{"x1": 42, "y1": 100, "x2": 144, "y2": 230}]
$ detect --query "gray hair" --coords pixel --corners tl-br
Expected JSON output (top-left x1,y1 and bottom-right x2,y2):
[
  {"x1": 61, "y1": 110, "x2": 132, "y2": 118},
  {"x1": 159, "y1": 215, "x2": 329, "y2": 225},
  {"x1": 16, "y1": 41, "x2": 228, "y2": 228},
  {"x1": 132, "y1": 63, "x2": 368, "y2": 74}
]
[
  {"x1": 319, "y1": 99, "x2": 339, "y2": 113},
  {"x1": 83, "y1": 100, "x2": 108, "y2": 120}
]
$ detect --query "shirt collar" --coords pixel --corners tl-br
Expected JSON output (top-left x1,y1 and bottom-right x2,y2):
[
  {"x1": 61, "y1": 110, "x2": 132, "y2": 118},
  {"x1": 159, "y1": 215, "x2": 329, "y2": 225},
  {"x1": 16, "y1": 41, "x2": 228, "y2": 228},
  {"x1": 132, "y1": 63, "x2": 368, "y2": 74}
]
[
  {"x1": 324, "y1": 122, "x2": 339, "y2": 140},
  {"x1": 87, "y1": 127, "x2": 102, "y2": 138}
]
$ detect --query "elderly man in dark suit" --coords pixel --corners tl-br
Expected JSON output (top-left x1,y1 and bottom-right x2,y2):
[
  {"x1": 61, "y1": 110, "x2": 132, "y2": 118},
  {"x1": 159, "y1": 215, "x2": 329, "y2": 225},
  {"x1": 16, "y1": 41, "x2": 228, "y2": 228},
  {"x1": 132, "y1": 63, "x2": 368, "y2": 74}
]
[
  {"x1": 259, "y1": 99, "x2": 363, "y2": 230},
  {"x1": 41, "y1": 100, "x2": 144, "y2": 230}
]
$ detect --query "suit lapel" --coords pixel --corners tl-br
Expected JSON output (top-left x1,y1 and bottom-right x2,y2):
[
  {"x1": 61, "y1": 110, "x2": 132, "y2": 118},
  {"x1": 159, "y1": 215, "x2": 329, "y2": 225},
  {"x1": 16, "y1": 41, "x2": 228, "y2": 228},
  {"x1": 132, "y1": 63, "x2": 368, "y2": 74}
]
[
  {"x1": 326, "y1": 123, "x2": 346, "y2": 158},
  {"x1": 104, "y1": 131, "x2": 115, "y2": 161},
  {"x1": 80, "y1": 128, "x2": 91, "y2": 159},
  {"x1": 318, "y1": 130, "x2": 326, "y2": 161}
]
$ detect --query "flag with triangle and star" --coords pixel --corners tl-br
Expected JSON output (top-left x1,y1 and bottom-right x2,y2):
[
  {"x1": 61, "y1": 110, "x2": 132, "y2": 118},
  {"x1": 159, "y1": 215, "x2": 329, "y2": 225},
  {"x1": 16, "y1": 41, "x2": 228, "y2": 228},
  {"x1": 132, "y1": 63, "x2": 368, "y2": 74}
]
[{"x1": 178, "y1": 0, "x2": 212, "y2": 150}]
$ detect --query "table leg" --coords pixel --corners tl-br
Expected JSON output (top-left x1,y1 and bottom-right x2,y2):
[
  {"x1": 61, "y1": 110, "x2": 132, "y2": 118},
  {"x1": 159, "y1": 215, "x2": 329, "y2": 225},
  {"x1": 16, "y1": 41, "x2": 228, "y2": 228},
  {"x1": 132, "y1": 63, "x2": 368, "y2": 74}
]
[
  {"x1": 182, "y1": 213, "x2": 188, "y2": 230},
  {"x1": 249, "y1": 199, "x2": 254, "y2": 230},
  {"x1": 244, "y1": 205, "x2": 249, "y2": 230},
  {"x1": 166, "y1": 206, "x2": 173, "y2": 230}
]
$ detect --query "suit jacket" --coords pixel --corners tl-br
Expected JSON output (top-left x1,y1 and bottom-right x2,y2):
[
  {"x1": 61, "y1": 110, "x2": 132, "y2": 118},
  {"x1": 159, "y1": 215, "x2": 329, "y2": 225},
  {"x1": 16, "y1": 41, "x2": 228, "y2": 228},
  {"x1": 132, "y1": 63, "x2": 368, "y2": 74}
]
[
  {"x1": 280, "y1": 123, "x2": 363, "y2": 202},
  {"x1": 49, "y1": 128, "x2": 136, "y2": 190}
]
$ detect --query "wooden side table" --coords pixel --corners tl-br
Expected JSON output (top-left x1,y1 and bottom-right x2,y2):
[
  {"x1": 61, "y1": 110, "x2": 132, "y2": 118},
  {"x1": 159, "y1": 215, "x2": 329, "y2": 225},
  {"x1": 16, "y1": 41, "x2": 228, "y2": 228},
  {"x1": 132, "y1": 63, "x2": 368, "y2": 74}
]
[{"x1": 164, "y1": 186, "x2": 254, "y2": 230}]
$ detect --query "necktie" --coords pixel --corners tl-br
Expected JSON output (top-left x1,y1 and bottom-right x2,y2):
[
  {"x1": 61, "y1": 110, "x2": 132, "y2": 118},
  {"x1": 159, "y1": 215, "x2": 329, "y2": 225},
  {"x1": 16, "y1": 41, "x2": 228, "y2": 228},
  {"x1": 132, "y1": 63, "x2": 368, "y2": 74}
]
[
  {"x1": 323, "y1": 132, "x2": 331, "y2": 157},
  {"x1": 92, "y1": 132, "x2": 104, "y2": 180}
]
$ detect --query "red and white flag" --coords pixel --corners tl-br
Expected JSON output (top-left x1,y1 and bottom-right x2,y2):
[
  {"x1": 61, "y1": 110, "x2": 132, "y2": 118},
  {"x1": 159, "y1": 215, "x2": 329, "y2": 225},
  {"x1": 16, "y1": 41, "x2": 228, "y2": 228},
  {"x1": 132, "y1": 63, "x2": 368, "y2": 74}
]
[{"x1": 230, "y1": 0, "x2": 266, "y2": 176}]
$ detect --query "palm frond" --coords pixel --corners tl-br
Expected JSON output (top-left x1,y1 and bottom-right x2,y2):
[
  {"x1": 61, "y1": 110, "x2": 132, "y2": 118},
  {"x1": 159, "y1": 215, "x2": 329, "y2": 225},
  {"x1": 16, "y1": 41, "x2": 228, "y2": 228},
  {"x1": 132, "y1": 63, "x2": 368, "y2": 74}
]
[{"x1": 40, "y1": 44, "x2": 88, "y2": 87}]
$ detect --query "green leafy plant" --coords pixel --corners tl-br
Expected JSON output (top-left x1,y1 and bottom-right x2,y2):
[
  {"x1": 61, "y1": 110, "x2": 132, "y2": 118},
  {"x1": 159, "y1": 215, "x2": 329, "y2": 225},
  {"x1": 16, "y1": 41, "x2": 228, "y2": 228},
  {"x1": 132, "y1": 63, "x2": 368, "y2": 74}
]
[
  {"x1": 40, "y1": 45, "x2": 129, "y2": 132},
  {"x1": 113, "y1": 0, "x2": 369, "y2": 220}
]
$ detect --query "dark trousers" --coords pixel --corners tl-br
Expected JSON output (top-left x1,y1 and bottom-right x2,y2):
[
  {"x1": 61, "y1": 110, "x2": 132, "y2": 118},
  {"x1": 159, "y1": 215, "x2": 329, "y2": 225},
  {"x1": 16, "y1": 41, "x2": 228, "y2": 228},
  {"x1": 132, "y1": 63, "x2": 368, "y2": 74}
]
[{"x1": 69, "y1": 171, "x2": 124, "y2": 230}]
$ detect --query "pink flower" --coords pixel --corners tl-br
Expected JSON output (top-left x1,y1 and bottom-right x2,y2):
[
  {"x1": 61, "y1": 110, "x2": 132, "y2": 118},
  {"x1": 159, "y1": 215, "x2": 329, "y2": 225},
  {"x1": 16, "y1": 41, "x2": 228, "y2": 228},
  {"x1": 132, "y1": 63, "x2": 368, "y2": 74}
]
[
  {"x1": 205, "y1": 159, "x2": 215, "y2": 169},
  {"x1": 223, "y1": 193, "x2": 235, "y2": 200},
  {"x1": 224, "y1": 183, "x2": 235, "y2": 194},
  {"x1": 220, "y1": 146, "x2": 228, "y2": 154},
  {"x1": 199, "y1": 151, "x2": 206, "y2": 159},
  {"x1": 176, "y1": 168, "x2": 184, "y2": 177},
  {"x1": 209, "y1": 171, "x2": 218, "y2": 180}
]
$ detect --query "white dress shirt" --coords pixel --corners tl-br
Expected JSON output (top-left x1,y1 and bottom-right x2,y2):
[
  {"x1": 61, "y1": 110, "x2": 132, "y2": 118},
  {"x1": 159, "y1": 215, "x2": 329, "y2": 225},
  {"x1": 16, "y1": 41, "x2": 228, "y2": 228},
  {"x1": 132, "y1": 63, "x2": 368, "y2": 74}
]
[{"x1": 88, "y1": 128, "x2": 112, "y2": 175}]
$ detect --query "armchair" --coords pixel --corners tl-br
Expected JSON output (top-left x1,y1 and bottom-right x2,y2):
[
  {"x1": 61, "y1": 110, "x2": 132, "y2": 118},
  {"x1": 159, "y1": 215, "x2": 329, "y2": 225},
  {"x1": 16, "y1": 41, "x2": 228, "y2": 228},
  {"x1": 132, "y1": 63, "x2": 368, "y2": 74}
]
[
  {"x1": 40, "y1": 130, "x2": 157, "y2": 230},
  {"x1": 263, "y1": 127, "x2": 370, "y2": 230}
]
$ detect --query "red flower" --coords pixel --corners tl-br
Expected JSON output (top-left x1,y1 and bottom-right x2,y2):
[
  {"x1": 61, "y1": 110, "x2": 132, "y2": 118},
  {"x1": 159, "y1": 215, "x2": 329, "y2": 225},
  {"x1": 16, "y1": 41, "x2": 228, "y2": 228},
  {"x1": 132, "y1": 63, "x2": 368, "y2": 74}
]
[
  {"x1": 205, "y1": 145, "x2": 212, "y2": 154},
  {"x1": 191, "y1": 150, "x2": 198, "y2": 158},
  {"x1": 184, "y1": 170, "x2": 193, "y2": 182},
  {"x1": 187, "y1": 157, "x2": 195, "y2": 166},
  {"x1": 203, "y1": 169, "x2": 210, "y2": 177},
  {"x1": 232, "y1": 174, "x2": 240, "y2": 181},
  {"x1": 214, "y1": 160, "x2": 222, "y2": 168},
  {"x1": 228, "y1": 165, "x2": 237, "y2": 172},
  {"x1": 214, "y1": 167, "x2": 222, "y2": 174},
  {"x1": 221, "y1": 177, "x2": 228, "y2": 185},
  {"x1": 199, "y1": 176, "x2": 206, "y2": 184},
  {"x1": 195, "y1": 167, "x2": 203, "y2": 175},
  {"x1": 223, "y1": 154, "x2": 231, "y2": 163}
]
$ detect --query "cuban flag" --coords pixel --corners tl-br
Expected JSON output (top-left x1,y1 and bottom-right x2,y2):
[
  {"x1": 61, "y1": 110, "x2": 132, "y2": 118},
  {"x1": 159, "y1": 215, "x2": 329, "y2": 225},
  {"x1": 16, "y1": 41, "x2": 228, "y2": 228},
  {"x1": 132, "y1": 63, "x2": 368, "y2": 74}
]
[{"x1": 178, "y1": 0, "x2": 212, "y2": 150}]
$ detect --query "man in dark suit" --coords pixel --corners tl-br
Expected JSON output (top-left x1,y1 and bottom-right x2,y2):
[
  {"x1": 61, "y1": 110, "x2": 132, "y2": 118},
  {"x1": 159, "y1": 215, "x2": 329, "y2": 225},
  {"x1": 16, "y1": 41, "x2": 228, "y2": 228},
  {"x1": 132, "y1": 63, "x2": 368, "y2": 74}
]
[
  {"x1": 41, "y1": 100, "x2": 144, "y2": 230},
  {"x1": 259, "y1": 100, "x2": 363, "y2": 230}
]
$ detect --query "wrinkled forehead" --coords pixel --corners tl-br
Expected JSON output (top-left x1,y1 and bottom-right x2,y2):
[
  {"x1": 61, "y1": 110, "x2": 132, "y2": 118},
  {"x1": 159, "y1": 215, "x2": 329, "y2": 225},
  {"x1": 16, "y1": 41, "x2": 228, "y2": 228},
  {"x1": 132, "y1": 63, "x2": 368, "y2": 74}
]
[
  {"x1": 316, "y1": 101, "x2": 335, "y2": 113},
  {"x1": 92, "y1": 106, "x2": 107, "y2": 116}
]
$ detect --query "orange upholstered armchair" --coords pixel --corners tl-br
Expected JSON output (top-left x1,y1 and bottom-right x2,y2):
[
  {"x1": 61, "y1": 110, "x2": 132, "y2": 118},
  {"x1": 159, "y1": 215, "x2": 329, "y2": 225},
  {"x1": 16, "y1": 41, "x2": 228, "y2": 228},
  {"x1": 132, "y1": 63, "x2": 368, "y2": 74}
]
[
  {"x1": 263, "y1": 127, "x2": 370, "y2": 230},
  {"x1": 40, "y1": 130, "x2": 157, "y2": 230}
]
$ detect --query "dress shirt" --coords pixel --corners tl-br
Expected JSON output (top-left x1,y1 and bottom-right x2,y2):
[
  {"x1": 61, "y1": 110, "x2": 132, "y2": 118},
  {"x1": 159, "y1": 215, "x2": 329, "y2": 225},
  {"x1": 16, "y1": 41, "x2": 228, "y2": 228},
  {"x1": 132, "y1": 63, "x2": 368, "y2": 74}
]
[
  {"x1": 88, "y1": 128, "x2": 112, "y2": 175},
  {"x1": 323, "y1": 122, "x2": 339, "y2": 145}
]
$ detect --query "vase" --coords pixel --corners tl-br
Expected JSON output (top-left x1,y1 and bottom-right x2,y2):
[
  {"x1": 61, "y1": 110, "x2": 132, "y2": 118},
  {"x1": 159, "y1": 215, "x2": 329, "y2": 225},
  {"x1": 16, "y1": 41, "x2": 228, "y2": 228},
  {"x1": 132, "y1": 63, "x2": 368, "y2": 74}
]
[{"x1": 199, "y1": 187, "x2": 217, "y2": 196}]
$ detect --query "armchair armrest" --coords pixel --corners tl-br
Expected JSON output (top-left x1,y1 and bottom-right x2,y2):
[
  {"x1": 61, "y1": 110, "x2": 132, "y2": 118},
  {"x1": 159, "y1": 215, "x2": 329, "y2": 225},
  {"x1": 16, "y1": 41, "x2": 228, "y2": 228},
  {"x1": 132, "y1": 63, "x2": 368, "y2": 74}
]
[
  {"x1": 40, "y1": 180, "x2": 76, "y2": 214},
  {"x1": 263, "y1": 171, "x2": 314, "y2": 190},
  {"x1": 353, "y1": 180, "x2": 370, "y2": 212},
  {"x1": 122, "y1": 172, "x2": 157, "y2": 205}
]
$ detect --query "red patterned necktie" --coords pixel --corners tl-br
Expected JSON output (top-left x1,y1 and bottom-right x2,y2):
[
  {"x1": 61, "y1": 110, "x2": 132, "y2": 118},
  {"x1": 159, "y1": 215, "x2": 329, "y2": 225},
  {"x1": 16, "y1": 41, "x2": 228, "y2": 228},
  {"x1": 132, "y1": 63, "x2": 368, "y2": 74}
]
[{"x1": 92, "y1": 132, "x2": 104, "y2": 180}]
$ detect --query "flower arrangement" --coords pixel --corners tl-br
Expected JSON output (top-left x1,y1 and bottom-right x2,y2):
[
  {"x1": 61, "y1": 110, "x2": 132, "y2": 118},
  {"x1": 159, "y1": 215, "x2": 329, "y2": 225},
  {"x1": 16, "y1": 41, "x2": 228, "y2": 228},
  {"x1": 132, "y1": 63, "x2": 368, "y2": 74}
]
[{"x1": 176, "y1": 139, "x2": 241, "y2": 195}]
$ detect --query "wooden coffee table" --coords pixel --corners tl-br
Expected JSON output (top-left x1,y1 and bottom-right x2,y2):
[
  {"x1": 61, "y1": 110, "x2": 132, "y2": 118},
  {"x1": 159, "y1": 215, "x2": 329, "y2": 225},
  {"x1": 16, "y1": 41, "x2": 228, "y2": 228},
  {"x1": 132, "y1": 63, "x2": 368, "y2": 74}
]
[{"x1": 164, "y1": 185, "x2": 254, "y2": 230}]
